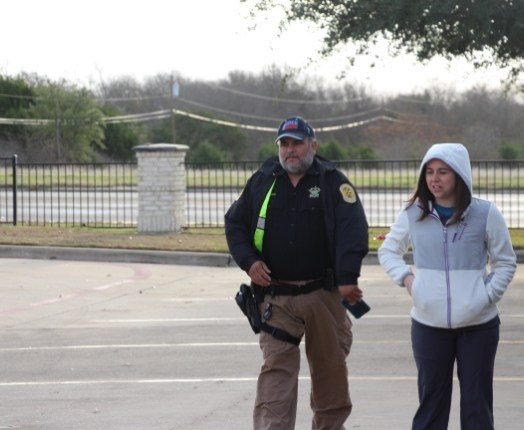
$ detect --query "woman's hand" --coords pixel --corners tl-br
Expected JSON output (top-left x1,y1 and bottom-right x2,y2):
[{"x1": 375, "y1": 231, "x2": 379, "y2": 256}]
[{"x1": 403, "y1": 274, "x2": 414, "y2": 296}]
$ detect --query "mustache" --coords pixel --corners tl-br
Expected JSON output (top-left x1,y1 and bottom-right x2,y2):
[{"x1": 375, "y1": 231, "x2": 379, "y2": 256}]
[{"x1": 279, "y1": 151, "x2": 315, "y2": 174}]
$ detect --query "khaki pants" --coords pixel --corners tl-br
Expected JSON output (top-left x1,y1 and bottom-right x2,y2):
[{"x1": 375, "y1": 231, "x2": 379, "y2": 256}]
[{"x1": 253, "y1": 288, "x2": 353, "y2": 430}]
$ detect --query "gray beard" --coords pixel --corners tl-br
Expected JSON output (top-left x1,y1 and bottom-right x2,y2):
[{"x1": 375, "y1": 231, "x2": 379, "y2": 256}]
[{"x1": 279, "y1": 150, "x2": 315, "y2": 174}]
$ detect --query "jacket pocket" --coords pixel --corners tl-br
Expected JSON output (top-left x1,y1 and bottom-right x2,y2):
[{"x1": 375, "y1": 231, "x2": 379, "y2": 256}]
[
  {"x1": 411, "y1": 276, "x2": 423, "y2": 308},
  {"x1": 451, "y1": 275, "x2": 492, "y2": 323},
  {"x1": 411, "y1": 273, "x2": 448, "y2": 317}
]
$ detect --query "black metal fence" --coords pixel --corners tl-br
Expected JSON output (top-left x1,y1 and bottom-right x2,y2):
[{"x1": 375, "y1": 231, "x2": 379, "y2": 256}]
[
  {"x1": 1, "y1": 157, "x2": 524, "y2": 228},
  {"x1": 186, "y1": 160, "x2": 524, "y2": 229},
  {"x1": 0, "y1": 157, "x2": 137, "y2": 227},
  {"x1": 0, "y1": 156, "x2": 17, "y2": 225}
]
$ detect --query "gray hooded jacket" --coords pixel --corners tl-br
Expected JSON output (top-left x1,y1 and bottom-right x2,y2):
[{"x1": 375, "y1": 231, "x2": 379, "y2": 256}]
[{"x1": 378, "y1": 143, "x2": 516, "y2": 328}]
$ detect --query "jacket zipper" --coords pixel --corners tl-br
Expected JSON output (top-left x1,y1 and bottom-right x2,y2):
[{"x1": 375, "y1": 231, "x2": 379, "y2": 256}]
[
  {"x1": 431, "y1": 210, "x2": 452, "y2": 328},
  {"x1": 442, "y1": 226, "x2": 452, "y2": 328}
]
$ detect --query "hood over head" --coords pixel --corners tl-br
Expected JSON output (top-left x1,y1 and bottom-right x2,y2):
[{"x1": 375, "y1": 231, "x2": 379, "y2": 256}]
[{"x1": 420, "y1": 143, "x2": 473, "y2": 193}]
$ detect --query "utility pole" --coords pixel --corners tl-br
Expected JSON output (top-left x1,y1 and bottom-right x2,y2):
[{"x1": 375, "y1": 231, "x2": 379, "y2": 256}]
[
  {"x1": 55, "y1": 96, "x2": 61, "y2": 160},
  {"x1": 170, "y1": 76, "x2": 180, "y2": 143}
]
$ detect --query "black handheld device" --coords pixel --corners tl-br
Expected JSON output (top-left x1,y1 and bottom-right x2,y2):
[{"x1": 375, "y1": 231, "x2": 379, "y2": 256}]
[{"x1": 341, "y1": 299, "x2": 371, "y2": 319}]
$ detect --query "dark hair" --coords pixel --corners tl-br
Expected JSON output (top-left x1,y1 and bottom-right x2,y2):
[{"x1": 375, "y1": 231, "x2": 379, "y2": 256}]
[{"x1": 407, "y1": 163, "x2": 471, "y2": 223}]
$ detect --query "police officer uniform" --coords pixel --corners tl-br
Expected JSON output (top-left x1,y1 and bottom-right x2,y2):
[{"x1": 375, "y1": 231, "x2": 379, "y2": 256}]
[{"x1": 225, "y1": 117, "x2": 368, "y2": 430}]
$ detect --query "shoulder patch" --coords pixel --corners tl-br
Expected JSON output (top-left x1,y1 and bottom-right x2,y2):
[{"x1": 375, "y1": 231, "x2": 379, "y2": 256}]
[{"x1": 339, "y1": 183, "x2": 357, "y2": 204}]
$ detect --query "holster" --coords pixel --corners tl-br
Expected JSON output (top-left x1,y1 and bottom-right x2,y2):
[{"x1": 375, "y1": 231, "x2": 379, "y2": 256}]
[
  {"x1": 235, "y1": 283, "x2": 301, "y2": 346},
  {"x1": 235, "y1": 283, "x2": 262, "y2": 334}
]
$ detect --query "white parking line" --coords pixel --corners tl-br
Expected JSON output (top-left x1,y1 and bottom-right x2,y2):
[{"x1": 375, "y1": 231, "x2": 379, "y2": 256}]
[
  {"x1": 87, "y1": 316, "x2": 407, "y2": 323},
  {"x1": 1, "y1": 339, "x2": 521, "y2": 353},
  {"x1": 1, "y1": 375, "x2": 523, "y2": 387},
  {"x1": 89, "y1": 317, "x2": 245, "y2": 323},
  {"x1": 163, "y1": 294, "x2": 410, "y2": 301},
  {"x1": 164, "y1": 298, "x2": 234, "y2": 302},
  {"x1": 0, "y1": 342, "x2": 259, "y2": 351},
  {"x1": 88, "y1": 314, "x2": 524, "y2": 324}
]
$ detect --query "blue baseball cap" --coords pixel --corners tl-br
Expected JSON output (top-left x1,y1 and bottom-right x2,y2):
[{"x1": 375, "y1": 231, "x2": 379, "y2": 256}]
[{"x1": 275, "y1": 116, "x2": 315, "y2": 144}]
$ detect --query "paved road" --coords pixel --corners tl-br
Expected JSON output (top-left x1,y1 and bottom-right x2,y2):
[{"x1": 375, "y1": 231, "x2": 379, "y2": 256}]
[{"x1": 0, "y1": 257, "x2": 522, "y2": 429}]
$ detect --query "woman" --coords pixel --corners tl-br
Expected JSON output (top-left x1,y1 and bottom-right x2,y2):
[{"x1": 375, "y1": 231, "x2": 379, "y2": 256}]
[{"x1": 378, "y1": 143, "x2": 516, "y2": 429}]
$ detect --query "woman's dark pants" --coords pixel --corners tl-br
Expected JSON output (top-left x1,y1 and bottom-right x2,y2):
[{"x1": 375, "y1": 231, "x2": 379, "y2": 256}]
[{"x1": 411, "y1": 317, "x2": 499, "y2": 430}]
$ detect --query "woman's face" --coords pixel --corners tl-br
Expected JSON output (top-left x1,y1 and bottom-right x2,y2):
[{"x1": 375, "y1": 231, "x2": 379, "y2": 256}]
[{"x1": 425, "y1": 158, "x2": 457, "y2": 207}]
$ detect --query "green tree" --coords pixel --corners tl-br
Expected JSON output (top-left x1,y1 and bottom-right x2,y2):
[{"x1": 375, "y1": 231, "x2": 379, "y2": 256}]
[
  {"x1": 257, "y1": 141, "x2": 278, "y2": 160},
  {"x1": 186, "y1": 139, "x2": 227, "y2": 163},
  {"x1": 101, "y1": 105, "x2": 142, "y2": 161},
  {"x1": 348, "y1": 144, "x2": 377, "y2": 160},
  {"x1": 499, "y1": 142, "x2": 520, "y2": 160},
  {"x1": 149, "y1": 119, "x2": 172, "y2": 143},
  {"x1": 147, "y1": 114, "x2": 249, "y2": 161},
  {"x1": 175, "y1": 113, "x2": 249, "y2": 161},
  {"x1": 318, "y1": 139, "x2": 348, "y2": 160},
  {"x1": 248, "y1": 1, "x2": 524, "y2": 76},
  {"x1": 0, "y1": 75, "x2": 35, "y2": 140},
  {"x1": 27, "y1": 79, "x2": 105, "y2": 162}
]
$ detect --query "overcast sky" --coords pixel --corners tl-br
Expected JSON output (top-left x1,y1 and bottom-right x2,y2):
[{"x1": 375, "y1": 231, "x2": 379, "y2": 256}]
[{"x1": 1, "y1": 0, "x2": 512, "y2": 97}]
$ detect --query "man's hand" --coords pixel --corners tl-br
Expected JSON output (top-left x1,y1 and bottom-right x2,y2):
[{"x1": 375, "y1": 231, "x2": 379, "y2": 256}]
[
  {"x1": 338, "y1": 284, "x2": 363, "y2": 304},
  {"x1": 248, "y1": 260, "x2": 271, "y2": 287}
]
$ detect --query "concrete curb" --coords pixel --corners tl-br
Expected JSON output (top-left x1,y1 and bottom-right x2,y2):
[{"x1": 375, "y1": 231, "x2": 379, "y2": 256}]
[
  {"x1": 0, "y1": 245, "x2": 235, "y2": 267},
  {"x1": 0, "y1": 245, "x2": 522, "y2": 267}
]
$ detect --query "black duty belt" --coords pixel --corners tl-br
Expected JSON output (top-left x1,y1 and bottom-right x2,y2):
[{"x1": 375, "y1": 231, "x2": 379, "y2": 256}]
[{"x1": 267, "y1": 278, "x2": 325, "y2": 297}]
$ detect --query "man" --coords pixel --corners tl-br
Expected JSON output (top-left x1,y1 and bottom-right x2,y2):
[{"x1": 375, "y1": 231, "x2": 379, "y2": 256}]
[{"x1": 225, "y1": 116, "x2": 369, "y2": 430}]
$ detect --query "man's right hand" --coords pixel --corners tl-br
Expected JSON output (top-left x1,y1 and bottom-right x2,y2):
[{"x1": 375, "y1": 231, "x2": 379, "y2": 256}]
[
  {"x1": 338, "y1": 284, "x2": 363, "y2": 304},
  {"x1": 248, "y1": 260, "x2": 271, "y2": 287}
]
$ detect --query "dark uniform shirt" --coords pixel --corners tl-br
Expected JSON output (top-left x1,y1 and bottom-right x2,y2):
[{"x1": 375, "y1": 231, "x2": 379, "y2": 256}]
[
  {"x1": 263, "y1": 169, "x2": 330, "y2": 280},
  {"x1": 224, "y1": 155, "x2": 368, "y2": 286}
]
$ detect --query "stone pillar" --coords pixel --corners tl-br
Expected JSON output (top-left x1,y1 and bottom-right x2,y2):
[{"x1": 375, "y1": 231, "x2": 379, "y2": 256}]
[{"x1": 133, "y1": 143, "x2": 189, "y2": 233}]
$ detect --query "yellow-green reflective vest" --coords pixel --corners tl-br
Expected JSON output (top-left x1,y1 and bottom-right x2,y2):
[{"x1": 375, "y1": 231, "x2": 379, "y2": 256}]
[{"x1": 253, "y1": 178, "x2": 277, "y2": 253}]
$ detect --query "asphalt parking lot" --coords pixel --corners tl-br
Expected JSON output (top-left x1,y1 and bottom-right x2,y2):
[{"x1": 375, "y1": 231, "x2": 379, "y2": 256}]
[{"x1": 0, "y1": 255, "x2": 522, "y2": 429}]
